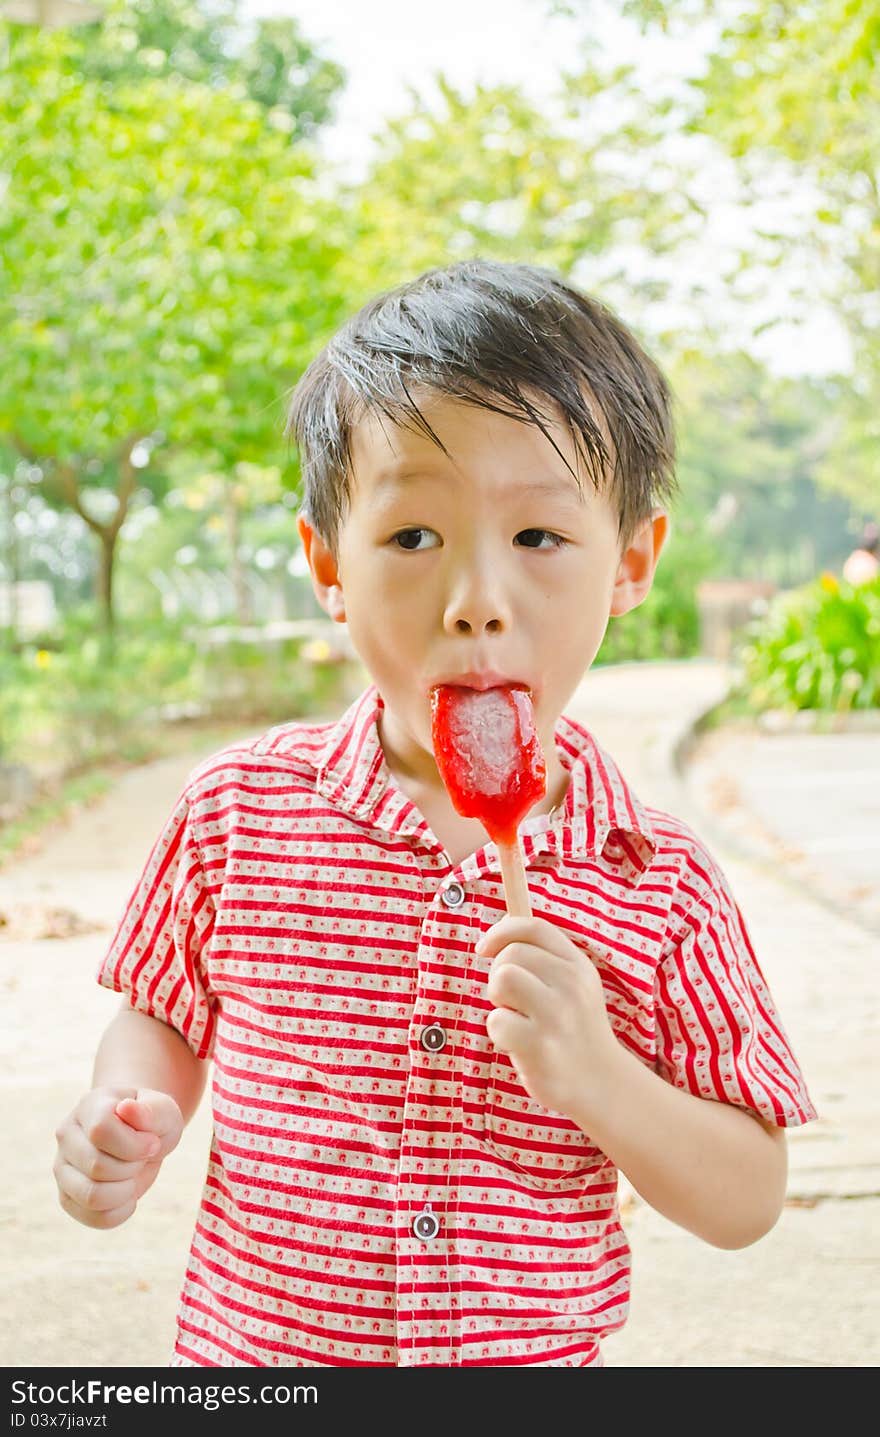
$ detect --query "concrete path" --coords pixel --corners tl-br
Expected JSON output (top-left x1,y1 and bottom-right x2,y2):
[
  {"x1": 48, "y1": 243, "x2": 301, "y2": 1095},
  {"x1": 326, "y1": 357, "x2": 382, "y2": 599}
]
[
  {"x1": 0, "y1": 662, "x2": 876, "y2": 1367},
  {"x1": 567, "y1": 662, "x2": 879, "y2": 1367},
  {"x1": 684, "y1": 724, "x2": 880, "y2": 936}
]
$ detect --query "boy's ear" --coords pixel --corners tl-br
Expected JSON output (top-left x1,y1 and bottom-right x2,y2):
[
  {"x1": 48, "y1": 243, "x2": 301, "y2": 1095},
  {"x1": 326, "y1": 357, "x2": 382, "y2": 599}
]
[
  {"x1": 297, "y1": 514, "x2": 346, "y2": 623},
  {"x1": 609, "y1": 511, "x2": 669, "y2": 617}
]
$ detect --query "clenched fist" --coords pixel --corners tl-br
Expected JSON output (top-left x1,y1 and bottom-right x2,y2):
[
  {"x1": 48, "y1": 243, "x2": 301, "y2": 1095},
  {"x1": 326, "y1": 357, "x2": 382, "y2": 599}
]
[
  {"x1": 478, "y1": 914, "x2": 622, "y2": 1122},
  {"x1": 53, "y1": 1087, "x2": 183, "y2": 1230}
]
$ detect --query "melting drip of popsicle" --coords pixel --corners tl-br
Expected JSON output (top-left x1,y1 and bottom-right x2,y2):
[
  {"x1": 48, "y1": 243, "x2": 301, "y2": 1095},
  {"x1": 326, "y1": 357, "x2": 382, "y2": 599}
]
[{"x1": 430, "y1": 684, "x2": 547, "y2": 847}]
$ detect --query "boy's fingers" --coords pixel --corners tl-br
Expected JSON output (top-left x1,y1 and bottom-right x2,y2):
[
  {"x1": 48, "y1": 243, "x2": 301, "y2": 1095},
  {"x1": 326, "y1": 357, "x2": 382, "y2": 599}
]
[
  {"x1": 130, "y1": 1158, "x2": 163, "y2": 1202},
  {"x1": 62, "y1": 1124, "x2": 148, "y2": 1182},
  {"x1": 84, "y1": 1111, "x2": 161, "y2": 1164},
  {"x1": 486, "y1": 1005, "x2": 533, "y2": 1055},
  {"x1": 55, "y1": 1161, "x2": 137, "y2": 1214},
  {"x1": 488, "y1": 943, "x2": 564, "y2": 986},
  {"x1": 486, "y1": 963, "x2": 552, "y2": 1020},
  {"x1": 115, "y1": 1096, "x2": 180, "y2": 1147},
  {"x1": 57, "y1": 1188, "x2": 138, "y2": 1231},
  {"x1": 477, "y1": 916, "x2": 586, "y2": 965},
  {"x1": 114, "y1": 1097, "x2": 156, "y2": 1132}
]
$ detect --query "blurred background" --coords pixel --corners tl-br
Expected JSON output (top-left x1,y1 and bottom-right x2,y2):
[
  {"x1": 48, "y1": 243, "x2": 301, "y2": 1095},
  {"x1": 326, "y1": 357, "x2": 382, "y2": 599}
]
[
  {"x1": 1, "y1": 0, "x2": 878, "y2": 845},
  {"x1": 1, "y1": 0, "x2": 879, "y2": 1370}
]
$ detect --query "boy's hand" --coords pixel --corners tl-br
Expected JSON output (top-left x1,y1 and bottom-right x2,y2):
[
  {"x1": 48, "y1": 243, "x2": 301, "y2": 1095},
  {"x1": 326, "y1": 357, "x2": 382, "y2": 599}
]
[
  {"x1": 478, "y1": 915, "x2": 621, "y2": 1122},
  {"x1": 53, "y1": 1087, "x2": 184, "y2": 1230}
]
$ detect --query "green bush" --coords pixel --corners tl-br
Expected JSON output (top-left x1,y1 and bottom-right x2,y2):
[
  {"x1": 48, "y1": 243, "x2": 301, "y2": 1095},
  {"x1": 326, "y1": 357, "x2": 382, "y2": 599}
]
[
  {"x1": 0, "y1": 608, "x2": 363, "y2": 779},
  {"x1": 0, "y1": 611, "x2": 201, "y2": 774},
  {"x1": 735, "y1": 573, "x2": 880, "y2": 712},
  {"x1": 193, "y1": 632, "x2": 364, "y2": 725},
  {"x1": 596, "y1": 522, "x2": 711, "y2": 664}
]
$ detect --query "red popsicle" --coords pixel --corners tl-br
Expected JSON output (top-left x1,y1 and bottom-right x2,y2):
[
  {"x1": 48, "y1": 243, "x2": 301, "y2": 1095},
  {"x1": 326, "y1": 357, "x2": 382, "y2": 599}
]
[{"x1": 430, "y1": 683, "x2": 546, "y2": 916}]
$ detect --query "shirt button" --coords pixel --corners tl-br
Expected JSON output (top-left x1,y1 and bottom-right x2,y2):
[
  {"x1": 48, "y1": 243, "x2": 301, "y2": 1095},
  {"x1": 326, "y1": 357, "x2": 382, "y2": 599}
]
[
  {"x1": 440, "y1": 881, "x2": 466, "y2": 909},
  {"x1": 412, "y1": 1207, "x2": 440, "y2": 1242},
  {"x1": 420, "y1": 1023, "x2": 448, "y2": 1053}
]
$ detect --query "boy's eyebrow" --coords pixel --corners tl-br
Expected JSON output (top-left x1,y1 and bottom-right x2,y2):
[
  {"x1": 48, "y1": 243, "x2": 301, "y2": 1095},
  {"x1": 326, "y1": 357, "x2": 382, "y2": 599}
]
[{"x1": 372, "y1": 468, "x2": 585, "y2": 504}]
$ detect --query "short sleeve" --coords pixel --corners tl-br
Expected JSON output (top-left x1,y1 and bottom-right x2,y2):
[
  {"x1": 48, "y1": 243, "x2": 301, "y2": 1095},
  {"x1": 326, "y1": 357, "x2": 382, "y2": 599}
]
[
  {"x1": 655, "y1": 849, "x2": 816, "y2": 1128},
  {"x1": 97, "y1": 786, "x2": 217, "y2": 1060}
]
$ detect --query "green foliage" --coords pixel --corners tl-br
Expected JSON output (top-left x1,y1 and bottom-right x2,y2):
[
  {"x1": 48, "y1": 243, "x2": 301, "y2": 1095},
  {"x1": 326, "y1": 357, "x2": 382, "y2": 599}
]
[
  {"x1": 68, "y1": 0, "x2": 346, "y2": 138},
  {"x1": 668, "y1": 348, "x2": 858, "y2": 582},
  {"x1": 233, "y1": 16, "x2": 345, "y2": 133},
  {"x1": 0, "y1": 38, "x2": 348, "y2": 464},
  {"x1": 0, "y1": 609, "x2": 359, "y2": 778},
  {"x1": 337, "y1": 71, "x2": 700, "y2": 305},
  {"x1": 4, "y1": 0, "x2": 872, "y2": 683},
  {"x1": 735, "y1": 574, "x2": 880, "y2": 712},
  {"x1": 684, "y1": 0, "x2": 880, "y2": 515},
  {"x1": 342, "y1": 77, "x2": 606, "y2": 285},
  {"x1": 596, "y1": 0, "x2": 880, "y2": 513},
  {"x1": 66, "y1": 0, "x2": 243, "y2": 94},
  {"x1": 813, "y1": 377, "x2": 880, "y2": 519},
  {"x1": 0, "y1": 16, "x2": 353, "y2": 626},
  {"x1": 0, "y1": 611, "x2": 199, "y2": 774},
  {"x1": 596, "y1": 518, "x2": 714, "y2": 663},
  {"x1": 195, "y1": 634, "x2": 361, "y2": 726},
  {"x1": 614, "y1": 0, "x2": 878, "y2": 185}
]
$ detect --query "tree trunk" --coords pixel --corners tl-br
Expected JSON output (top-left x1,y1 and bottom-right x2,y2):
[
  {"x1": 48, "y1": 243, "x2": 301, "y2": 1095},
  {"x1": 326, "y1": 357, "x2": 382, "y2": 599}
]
[
  {"x1": 97, "y1": 529, "x2": 116, "y2": 634},
  {"x1": 14, "y1": 434, "x2": 142, "y2": 642}
]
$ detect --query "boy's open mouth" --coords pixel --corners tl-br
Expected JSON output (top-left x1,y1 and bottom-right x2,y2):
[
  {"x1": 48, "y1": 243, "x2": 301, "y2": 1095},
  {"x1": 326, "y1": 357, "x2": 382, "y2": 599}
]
[{"x1": 430, "y1": 671, "x2": 532, "y2": 695}]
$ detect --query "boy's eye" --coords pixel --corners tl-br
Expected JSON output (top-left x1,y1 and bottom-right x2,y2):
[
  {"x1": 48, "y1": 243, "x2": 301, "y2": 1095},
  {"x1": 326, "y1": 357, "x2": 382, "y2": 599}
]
[
  {"x1": 390, "y1": 528, "x2": 439, "y2": 551},
  {"x1": 390, "y1": 528, "x2": 567, "y2": 551},
  {"x1": 516, "y1": 529, "x2": 568, "y2": 549}
]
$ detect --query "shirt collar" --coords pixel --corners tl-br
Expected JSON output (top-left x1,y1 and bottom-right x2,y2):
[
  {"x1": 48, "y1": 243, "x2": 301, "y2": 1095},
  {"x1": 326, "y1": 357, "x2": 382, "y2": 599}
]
[{"x1": 270, "y1": 682, "x2": 657, "y2": 885}]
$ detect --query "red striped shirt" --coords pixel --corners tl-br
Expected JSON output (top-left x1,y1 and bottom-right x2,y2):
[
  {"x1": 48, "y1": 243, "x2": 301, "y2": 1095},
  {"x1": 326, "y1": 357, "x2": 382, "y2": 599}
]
[{"x1": 98, "y1": 683, "x2": 815, "y2": 1367}]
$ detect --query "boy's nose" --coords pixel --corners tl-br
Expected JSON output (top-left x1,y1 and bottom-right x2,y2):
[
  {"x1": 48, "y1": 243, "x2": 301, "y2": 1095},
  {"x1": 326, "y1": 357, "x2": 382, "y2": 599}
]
[{"x1": 442, "y1": 568, "x2": 512, "y2": 635}]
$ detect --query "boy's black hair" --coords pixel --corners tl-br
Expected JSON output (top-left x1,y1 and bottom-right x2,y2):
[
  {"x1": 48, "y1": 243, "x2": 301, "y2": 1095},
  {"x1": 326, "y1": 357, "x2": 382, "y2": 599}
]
[{"x1": 285, "y1": 259, "x2": 677, "y2": 556}]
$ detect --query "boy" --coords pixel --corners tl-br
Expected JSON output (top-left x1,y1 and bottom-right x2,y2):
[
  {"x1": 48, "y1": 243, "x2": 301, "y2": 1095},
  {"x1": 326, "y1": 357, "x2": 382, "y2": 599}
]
[{"x1": 53, "y1": 259, "x2": 815, "y2": 1368}]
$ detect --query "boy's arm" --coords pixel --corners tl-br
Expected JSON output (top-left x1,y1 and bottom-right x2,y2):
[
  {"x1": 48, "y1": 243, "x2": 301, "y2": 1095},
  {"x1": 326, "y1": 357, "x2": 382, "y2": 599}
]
[
  {"x1": 93, "y1": 998, "x2": 209, "y2": 1123},
  {"x1": 54, "y1": 1001, "x2": 209, "y2": 1230},
  {"x1": 571, "y1": 1043, "x2": 787, "y2": 1250},
  {"x1": 479, "y1": 913, "x2": 792, "y2": 1251}
]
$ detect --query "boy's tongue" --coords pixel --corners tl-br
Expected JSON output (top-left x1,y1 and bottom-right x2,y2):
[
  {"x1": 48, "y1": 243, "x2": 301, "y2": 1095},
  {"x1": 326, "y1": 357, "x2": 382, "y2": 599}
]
[{"x1": 430, "y1": 684, "x2": 547, "y2": 847}]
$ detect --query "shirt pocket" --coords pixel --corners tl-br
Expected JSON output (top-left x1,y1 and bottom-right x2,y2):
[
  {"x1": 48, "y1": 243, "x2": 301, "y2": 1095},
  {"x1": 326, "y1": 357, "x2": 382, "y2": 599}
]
[{"x1": 479, "y1": 1049, "x2": 609, "y2": 1189}]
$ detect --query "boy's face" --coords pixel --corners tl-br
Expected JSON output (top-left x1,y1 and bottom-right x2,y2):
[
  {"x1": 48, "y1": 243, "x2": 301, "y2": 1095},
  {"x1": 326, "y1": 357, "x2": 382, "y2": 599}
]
[{"x1": 298, "y1": 389, "x2": 667, "y2": 795}]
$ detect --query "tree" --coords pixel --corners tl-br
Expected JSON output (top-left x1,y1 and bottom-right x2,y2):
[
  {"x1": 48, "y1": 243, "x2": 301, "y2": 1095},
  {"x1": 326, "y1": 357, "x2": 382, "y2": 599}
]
[
  {"x1": 336, "y1": 71, "x2": 706, "y2": 333},
  {"x1": 668, "y1": 349, "x2": 856, "y2": 582},
  {"x1": 70, "y1": 0, "x2": 346, "y2": 138},
  {"x1": 296, "y1": 61, "x2": 860, "y2": 586},
  {"x1": 0, "y1": 23, "x2": 352, "y2": 631},
  {"x1": 558, "y1": 0, "x2": 880, "y2": 510}
]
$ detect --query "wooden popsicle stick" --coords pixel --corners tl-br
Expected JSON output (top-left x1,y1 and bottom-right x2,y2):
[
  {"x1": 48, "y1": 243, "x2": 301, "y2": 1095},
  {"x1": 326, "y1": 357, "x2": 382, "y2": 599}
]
[{"x1": 497, "y1": 834, "x2": 532, "y2": 918}]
